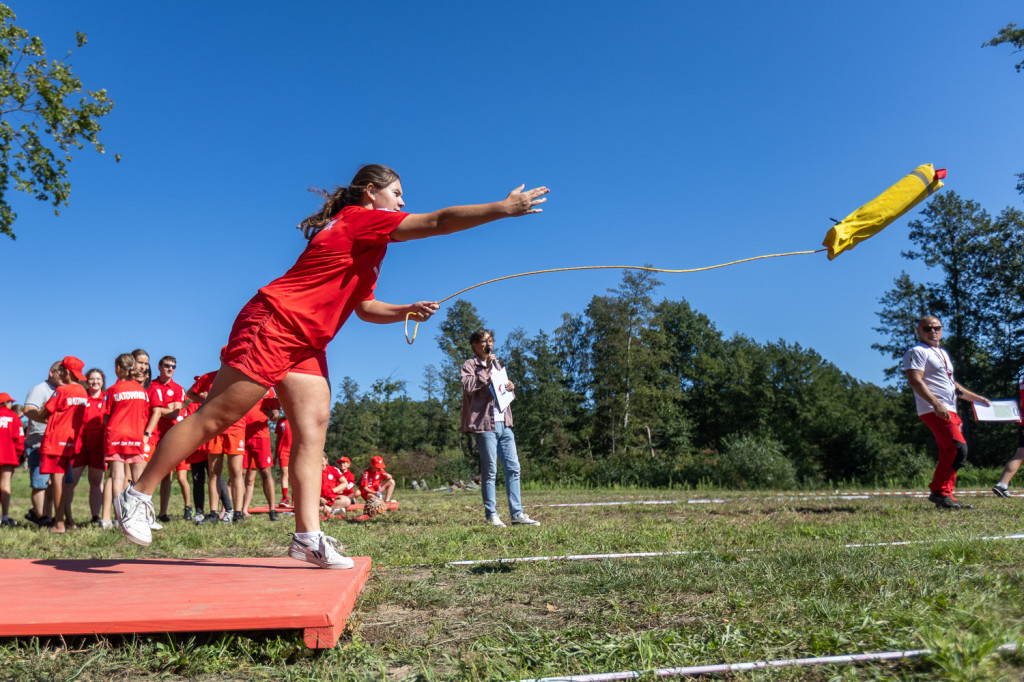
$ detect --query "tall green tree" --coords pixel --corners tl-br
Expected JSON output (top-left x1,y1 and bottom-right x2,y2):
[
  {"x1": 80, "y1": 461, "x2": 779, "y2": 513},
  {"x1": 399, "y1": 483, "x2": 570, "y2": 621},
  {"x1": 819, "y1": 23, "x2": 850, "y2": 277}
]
[{"x1": 0, "y1": 4, "x2": 117, "y2": 240}]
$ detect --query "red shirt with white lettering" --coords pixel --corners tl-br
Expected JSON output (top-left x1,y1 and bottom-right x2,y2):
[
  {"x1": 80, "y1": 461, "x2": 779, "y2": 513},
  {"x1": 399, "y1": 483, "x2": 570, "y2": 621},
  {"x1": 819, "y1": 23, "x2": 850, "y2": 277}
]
[
  {"x1": 147, "y1": 378, "x2": 184, "y2": 437},
  {"x1": 258, "y1": 206, "x2": 407, "y2": 349},
  {"x1": 104, "y1": 379, "x2": 150, "y2": 455},
  {"x1": 40, "y1": 383, "x2": 89, "y2": 457},
  {"x1": 0, "y1": 405, "x2": 25, "y2": 466}
]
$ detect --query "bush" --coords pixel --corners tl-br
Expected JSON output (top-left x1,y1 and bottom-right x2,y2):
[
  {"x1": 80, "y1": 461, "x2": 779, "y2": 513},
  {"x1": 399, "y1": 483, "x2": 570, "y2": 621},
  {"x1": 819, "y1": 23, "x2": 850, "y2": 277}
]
[{"x1": 710, "y1": 433, "x2": 798, "y2": 489}]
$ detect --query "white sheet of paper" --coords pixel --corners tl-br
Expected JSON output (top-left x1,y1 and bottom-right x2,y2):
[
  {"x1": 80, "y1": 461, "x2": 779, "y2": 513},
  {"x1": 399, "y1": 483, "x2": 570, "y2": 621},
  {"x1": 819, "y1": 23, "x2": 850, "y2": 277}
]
[
  {"x1": 490, "y1": 366, "x2": 515, "y2": 413},
  {"x1": 972, "y1": 399, "x2": 1021, "y2": 422}
]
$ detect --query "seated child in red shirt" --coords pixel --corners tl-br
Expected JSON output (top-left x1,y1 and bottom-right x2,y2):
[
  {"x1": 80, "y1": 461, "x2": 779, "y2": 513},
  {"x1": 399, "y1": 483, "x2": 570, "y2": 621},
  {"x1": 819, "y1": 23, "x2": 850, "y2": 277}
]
[{"x1": 359, "y1": 455, "x2": 395, "y2": 502}]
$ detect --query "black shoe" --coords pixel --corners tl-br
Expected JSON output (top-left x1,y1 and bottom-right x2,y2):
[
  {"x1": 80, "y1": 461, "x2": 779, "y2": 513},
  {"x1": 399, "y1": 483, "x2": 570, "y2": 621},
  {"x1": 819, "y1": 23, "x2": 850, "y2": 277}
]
[
  {"x1": 157, "y1": 514, "x2": 172, "y2": 523},
  {"x1": 91, "y1": 515, "x2": 101, "y2": 524},
  {"x1": 24, "y1": 509, "x2": 40, "y2": 525},
  {"x1": 929, "y1": 492, "x2": 964, "y2": 509},
  {"x1": 1, "y1": 518, "x2": 17, "y2": 527},
  {"x1": 183, "y1": 506, "x2": 194, "y2": 521},
  {"x1": 992, "y1": 485, "x2": 1012, "y2": 498},
  {"x1": 233, "y1": 511, "x2": 245, "y2": 522},
  {"x1": 269, "y1": 510, "x2": 281, "y2": 522},
  {"x1": 37, "y1": 516, "x2": 54, "y2": 527}
]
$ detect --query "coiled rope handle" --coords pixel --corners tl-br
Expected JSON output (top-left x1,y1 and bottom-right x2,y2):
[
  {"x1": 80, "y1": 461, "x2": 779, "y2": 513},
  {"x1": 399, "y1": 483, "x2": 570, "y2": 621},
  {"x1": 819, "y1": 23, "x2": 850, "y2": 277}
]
[{"x1": 403, "y1": 249, "x2": 827, "y2": 344}]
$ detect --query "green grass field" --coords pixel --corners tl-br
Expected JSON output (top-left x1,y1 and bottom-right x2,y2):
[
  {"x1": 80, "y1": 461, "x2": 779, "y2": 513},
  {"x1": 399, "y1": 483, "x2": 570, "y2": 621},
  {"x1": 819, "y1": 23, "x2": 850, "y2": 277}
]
[{"x1": 1, "y1": 470, "x2": 1023, "y2": 681}]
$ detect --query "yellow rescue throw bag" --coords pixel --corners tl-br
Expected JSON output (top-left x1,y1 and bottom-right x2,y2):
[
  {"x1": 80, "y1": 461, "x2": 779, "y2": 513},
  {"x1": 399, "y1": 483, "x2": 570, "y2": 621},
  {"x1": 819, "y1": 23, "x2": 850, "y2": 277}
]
[{"x1": 822, "y1": 164, "x2": 946, "y2": 260}]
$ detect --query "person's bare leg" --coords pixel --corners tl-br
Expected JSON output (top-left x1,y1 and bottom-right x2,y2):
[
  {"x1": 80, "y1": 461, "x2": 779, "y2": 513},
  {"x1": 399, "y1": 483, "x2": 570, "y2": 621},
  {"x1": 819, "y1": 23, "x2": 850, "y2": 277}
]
[
  {"x1": 50, "y1": 474, "x2": 65, "y2": 532},
  {"x1": 176, "y1": 469, "x2": 191, "y2": 509},
  {"x1": 0, "y1": 466, "x2": 13, "y2": 518},
  {"x1": 259, "y1": 467, "x2": 276, "y2": 508},
  {"x1": 134, "y1": 365, "x2": 267, "y2": 496},
  {"x1": 207, "y1": 456, "x2": 222, "y2": 515},
  {"x1": 228, "y1": 455, "x2": 245, "y2": 515},
  {"x1": 243, "y1": 468, "x2": 256, "y2": 514},
  {"x1": 998, "y1": 447, "x2": 1024, "y2": 486},
  {"x1": 275, "y1": 372, "x2": 331, "y2": 535},
  {"x1": 159, "y1": 474, "x2": 172, "y2": 516}
]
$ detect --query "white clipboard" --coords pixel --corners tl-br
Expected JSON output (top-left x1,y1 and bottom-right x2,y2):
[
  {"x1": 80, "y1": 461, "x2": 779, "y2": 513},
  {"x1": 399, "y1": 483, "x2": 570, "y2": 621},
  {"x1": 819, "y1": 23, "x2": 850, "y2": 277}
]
[{"x1": 972, "y1": 400, "x2": 1021, "y2": 422}]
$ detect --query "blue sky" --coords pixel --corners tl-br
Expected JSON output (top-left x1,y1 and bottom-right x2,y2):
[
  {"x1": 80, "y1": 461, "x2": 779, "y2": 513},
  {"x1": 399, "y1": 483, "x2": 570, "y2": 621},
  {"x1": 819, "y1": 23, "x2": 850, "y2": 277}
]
[{"x1": 2, "y1": 1, "x2": 1022, "y2": 403}]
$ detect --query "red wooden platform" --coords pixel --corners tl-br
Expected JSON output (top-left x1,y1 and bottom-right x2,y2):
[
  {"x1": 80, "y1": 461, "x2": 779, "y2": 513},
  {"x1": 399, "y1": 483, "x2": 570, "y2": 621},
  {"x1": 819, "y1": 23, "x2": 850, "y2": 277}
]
[{"x1": 0, "y1": 556, "x2": 371, "y2": 648}]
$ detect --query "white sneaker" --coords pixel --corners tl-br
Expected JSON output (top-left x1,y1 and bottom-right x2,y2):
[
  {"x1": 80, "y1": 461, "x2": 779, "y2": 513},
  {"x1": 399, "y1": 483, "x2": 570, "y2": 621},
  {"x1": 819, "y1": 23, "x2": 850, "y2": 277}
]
[
  {"x1": 288, "y1": 533, "x2": 354, "y2": 569},
  {"x1": 99, "y1": 520, "x2": 115, "y2": 530},
  {"x1": 511, "y1": 512, "x2": 540, "y2": 526},
  {"x1": 149, "y1": 519, "x2": 164, "y2": 530},
  {"x1": 487, "y1": 515, "x2": 506, "y2": 527},
  {"x1": 115, "y1": 485, "x2": 154, "y2": 546}
]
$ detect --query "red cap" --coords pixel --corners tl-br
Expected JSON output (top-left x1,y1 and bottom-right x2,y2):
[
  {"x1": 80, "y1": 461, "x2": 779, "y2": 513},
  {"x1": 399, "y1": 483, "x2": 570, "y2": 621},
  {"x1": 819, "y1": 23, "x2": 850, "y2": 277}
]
[
  {"x1": 338, "y1": 456, "x2": 351, "y2": 464},
  {"x1": 0, "y1": 392, "x2": 13, "y2": 403},
  {"x1": 370, "y1": 455, "x2": 385, "y2": 470},
  {"x1": 62, "y1": 356, "x2": 87, "y2": 382}
]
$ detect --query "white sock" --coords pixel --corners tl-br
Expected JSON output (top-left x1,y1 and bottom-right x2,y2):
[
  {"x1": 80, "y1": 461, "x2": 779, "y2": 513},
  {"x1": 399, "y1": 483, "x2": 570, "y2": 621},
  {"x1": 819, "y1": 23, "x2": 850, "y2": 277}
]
[
  {"x1": 996, "y1": 482, "x2": 1009, "y2": 489},
  {"x1": 127, "y1": 485, "x2": 152, "y2": 502},
  {"x1": 294, "y1": 531, "x2": 323, "y2": 544}
]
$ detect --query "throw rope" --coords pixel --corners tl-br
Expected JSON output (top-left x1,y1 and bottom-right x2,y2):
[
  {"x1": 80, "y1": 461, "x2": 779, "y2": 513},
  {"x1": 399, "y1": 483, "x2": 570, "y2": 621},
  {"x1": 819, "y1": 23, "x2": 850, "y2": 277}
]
[{"x1": 403, "y1": 248, "x2": 827, "y2": 344}]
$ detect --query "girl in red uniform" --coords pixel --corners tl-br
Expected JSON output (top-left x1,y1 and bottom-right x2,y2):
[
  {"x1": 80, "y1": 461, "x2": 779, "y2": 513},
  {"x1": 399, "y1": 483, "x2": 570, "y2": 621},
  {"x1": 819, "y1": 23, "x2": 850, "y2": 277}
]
[
  {"x1": 118, "y1": 164, "x2": 548, "y2": 568},
  {"x1": 0, "y1": 391, "x2": 25, "y2": 527},
  {"x1": 73, "y1": 368, "x2": 107, "y2": 525},
  {"x1": 101, "y1": 354, "x2": 151, "y2": 527},
  {"x1": 37, "y1": 356, "x2": 89, "y2": 533}
]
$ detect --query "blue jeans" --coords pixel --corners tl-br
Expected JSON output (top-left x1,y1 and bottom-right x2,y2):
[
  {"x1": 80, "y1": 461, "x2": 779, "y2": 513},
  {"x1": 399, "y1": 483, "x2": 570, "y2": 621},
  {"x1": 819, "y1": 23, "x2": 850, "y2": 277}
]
[
  {"x1": 475, "y1": 422, "x2": 522, "y2": 519},
  {"x1": 26, "y1": 448, "x2": 49, "y2": 489}
]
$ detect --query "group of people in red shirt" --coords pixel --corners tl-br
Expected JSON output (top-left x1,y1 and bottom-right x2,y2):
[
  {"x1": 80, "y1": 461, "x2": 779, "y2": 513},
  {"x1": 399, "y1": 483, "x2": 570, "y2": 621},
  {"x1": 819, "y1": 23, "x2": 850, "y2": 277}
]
[
  {"x1": 319, "y1": 454, "x2": 395, "y2": 515},
  {"x1": 3, "y1": 351, "x2": 296, "y2": 532}
]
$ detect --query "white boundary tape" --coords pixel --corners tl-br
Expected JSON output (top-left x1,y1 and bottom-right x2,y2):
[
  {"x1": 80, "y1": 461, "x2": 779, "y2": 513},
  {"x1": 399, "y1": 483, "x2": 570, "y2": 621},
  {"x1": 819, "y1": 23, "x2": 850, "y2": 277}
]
[
  {"x1": 522, "y1": 489, "x2": 1019, "y2": 509},
  {"x1": 515, "y1": 644, "x2": 1018, "y2": 681},
  {"x1": 442, "y1": 533, "x2": 1024, "y2": 566}
]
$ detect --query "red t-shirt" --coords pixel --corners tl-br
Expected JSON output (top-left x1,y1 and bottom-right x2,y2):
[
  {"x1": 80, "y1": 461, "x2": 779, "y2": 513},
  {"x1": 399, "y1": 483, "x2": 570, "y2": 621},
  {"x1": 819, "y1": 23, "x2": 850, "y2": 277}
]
[
  {"x1": 244, "y1": 389, "x2": 280, "y2": 438},
  {"x1": 147, "y1": 378, "x2": 184, "y2": 436},
  {"x1": 258, "y1": 206, "x2": 407, "y2": 349},
  {"x1": 339, "y1": 469, "x2": 355, "y2": 497},
  {"x1": 321, "y1": 465, "x2": 343, "y2": 504},
  {"x1": 104, "y1": 379, "x2": 150, "y2": 455},
  {"x1": 192, "y1": 370, "x2": 245, "y2": 437},
  {"x1": 0, "y1": 405, "x2": 25, "y2": 466},
  {"x1": 360, "y1": 467, "x2": 386, "y2": 500},
  {"x1": 40, "y1": 383, "x2": 89, "y2": 457},
  {"x1": 274, "y1": 418, "x2": 292, "y2": 458},
  {"x1": 81, "y1": 391, "x2": 107, "y2": 449}
]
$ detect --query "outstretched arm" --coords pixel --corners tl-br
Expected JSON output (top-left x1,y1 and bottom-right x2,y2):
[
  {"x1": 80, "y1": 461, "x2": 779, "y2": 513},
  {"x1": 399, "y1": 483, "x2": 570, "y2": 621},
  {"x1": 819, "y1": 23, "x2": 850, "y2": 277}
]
[
  {"x1": 390, "y1": 185, "x2": 548, "y2": 242},
  {"x1": 355, "y1": 299, "x2": 440, "y2": 325}
]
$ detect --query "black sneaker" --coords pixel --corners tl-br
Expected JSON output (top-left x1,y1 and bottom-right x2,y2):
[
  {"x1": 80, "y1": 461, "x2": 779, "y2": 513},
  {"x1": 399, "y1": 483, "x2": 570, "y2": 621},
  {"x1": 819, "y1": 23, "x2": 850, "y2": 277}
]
[
  {"x1": 1, "y1": 518, "x2": 17, "y2": 527},
  {"x1": 156, "y1": 514, "x2": 172, "y2": 523},
  {"x1": 183, "y1": 506, "x2": 194, "y2": 521},
  {"x1": 992, "y1": 485, "x2": 1012, "y2": 498},
  {"x1": 24, "y1": 509, "x2": 41, "y2": 525},
  {"x1": 91, "y1": 515, "x2": 101, "y2": 524},
  {"x1": 928, "y1": 492, "x2": 964, "y2": 509},
  {"x1": 233, "y1": 511, "x2": 245, "y2": 522},
  {"x1": 269, "y1": 510, "x2": 281, "y2": 522},
  {"x1": 38, "y1": 516, "x2": 54, "y2": 527}
]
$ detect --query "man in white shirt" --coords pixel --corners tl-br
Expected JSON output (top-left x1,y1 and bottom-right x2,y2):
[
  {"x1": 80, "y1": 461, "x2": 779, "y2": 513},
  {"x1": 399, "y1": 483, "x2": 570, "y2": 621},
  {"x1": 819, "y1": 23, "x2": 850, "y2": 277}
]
[{"x1": 903, "y1": 316, "x2": 989, "y2": 509}]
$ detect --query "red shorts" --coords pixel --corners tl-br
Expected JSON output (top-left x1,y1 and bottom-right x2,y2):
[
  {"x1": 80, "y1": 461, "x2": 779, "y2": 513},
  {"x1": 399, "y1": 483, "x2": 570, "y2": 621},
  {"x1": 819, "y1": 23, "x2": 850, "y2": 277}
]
[
  {"x1": 174, "y1": 460, "x2": 191, "y2": 472},
  {"x1": 221, "y1": 433, "x2": 244, "y2": 456},
  {"x1": 277, "y1": 448, "x2": 290, "y2": 468},
  {"x1": 40, "y1": 453, "x2": 71, "y2": 475},
  {"x1": 245, "y1": 434, "x2": 273, "y2": 469},
  {"x1": 80, "y1": 438, "x2": 106, "y2": 469},
  {"x1": 222, "y1": 294, "x2": 328, "y2": 387},
  {"x1": 106, "y1": 452, "x2": 147, "y2": 465}
]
